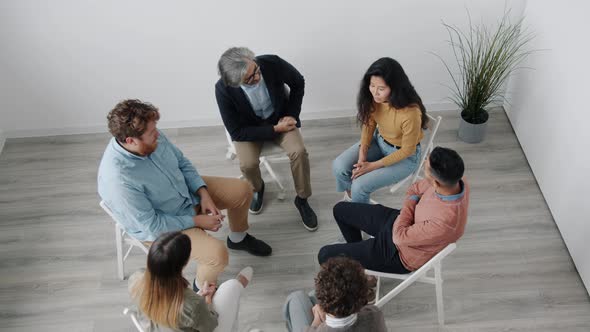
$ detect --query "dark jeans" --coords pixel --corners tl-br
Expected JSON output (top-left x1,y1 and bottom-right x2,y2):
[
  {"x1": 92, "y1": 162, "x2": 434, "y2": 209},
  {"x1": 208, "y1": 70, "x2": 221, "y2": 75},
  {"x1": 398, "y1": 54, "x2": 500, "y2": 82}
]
[{"x1": 318, "y1": 202, "x2": 411, "y2": 274}]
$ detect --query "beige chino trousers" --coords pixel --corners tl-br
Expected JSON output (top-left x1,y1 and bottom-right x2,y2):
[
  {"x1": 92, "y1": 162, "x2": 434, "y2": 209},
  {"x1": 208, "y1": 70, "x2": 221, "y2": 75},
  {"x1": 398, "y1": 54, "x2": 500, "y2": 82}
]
[
  {"x1": 145, "y1": 176, "x2": 252, "y2": 285},
  {"x1": 233, "y1": 128, "x2": 312, "y2": 198}
]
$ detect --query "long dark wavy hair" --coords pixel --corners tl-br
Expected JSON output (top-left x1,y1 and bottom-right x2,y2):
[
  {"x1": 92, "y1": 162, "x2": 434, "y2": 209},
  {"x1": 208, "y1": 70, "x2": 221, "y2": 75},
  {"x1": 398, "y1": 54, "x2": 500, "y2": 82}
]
[{"x1": 357, "y1": 57, "x2": 428, "y2": 129}]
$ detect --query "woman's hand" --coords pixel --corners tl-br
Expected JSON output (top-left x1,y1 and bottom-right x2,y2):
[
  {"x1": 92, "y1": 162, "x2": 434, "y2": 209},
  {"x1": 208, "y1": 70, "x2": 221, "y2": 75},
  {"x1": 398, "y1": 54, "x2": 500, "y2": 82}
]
[
  {"x1": 310, "y1": 304, "x2": 326, "y2": 327},
  {"x1": 198, "y1": 281, "x2": 217, "y2": 305},
  {"x1": 351, "y1": 161, "x2": 382, "y2": 180},
  {"x1": 357, "y1": 145, "x2": 369, "y2": 164}
]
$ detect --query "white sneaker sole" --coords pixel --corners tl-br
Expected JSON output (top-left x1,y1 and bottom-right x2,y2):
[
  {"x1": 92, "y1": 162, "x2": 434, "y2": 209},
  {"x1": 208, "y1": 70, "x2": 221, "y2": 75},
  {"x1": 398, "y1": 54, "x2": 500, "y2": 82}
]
[
  {"x1": 248, "y1": 201, "x2": 263, "y2": 215},
  {"x1": 342, "y1": 192, "x2": 352, "y2": 202},
  {"x1": 301, "y1": 220, "x2": 318, "y2": 232}
]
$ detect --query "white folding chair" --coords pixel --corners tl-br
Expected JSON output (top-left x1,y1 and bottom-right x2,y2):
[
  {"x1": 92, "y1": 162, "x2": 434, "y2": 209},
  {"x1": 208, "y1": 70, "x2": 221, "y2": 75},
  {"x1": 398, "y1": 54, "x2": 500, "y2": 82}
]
[
  {"x1": 390, "y1": 113, "x2": 442, "y2": 195},
  {"x1": 350, "y1": 114, "x2": 443, "y2": 240},
  {"x1": 100, "y1": 201, "x2": 149, "y2": 280},
  {"x1": 368, "y1": 114, "x2": 442, "y2": 205},
  {"x1": 225, "y1": 130, "x2": 289, "y2": 200},
  {"x1": 123, "y1": 307, "x2": 146, "y2": 332},
  {"x1": 365, "y1": 243, "x2": 457, "y2": 326}
]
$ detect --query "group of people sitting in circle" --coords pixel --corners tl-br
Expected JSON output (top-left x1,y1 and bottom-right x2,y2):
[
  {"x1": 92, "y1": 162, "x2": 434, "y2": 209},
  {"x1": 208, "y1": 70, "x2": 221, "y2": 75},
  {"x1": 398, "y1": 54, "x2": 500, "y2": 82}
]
[{"x1": 97, "y1": 46, "x2": 470, "y2": 331}]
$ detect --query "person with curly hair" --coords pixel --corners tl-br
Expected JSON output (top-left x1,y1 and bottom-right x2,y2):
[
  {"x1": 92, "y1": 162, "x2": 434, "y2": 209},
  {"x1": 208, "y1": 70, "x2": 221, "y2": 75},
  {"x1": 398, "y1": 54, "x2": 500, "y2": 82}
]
[
  {"x1": 98, "y1": 99, "x2": 272, "y2": 292},
  {"x1": 283, "y1": 257, "x2": 386, "y2": 332}
]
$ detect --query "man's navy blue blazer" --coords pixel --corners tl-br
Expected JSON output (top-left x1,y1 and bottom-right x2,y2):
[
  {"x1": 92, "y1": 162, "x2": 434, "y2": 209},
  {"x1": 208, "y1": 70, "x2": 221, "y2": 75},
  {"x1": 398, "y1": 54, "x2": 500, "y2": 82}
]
[{"x1": 215, "y1": 54, "x2": 305, "y2": 142}]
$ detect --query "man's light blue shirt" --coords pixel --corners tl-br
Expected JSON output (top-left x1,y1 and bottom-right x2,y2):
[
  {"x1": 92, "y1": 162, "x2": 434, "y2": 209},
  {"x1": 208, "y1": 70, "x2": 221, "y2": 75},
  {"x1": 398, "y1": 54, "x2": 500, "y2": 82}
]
[
  {"x1": 240, "y1": 77, "x2": 275, "y2": 119},
  {"x1": 97, "y1": 132, "x2": 206, "y2": 241}
]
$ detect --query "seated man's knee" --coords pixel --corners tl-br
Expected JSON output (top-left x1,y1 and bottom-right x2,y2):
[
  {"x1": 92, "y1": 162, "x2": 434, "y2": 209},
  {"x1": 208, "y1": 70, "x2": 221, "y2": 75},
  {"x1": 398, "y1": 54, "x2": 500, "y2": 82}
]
[
  {"x1": 235, "y1": 179, "x2": 253, "y2": 201},
  {"x1": 239, "y1": 158, "x2": 260, "y2": 173},
  {"x1": 207, "y1": 240, "x2": 229, "y2": 268},
  {"x1": 287, "y1": 145, "x2": 307, "y2": 161},
  {"x1": 318, "y1": 246, "x2": 333, "y2": 265},
  {"x1": 333, "y1": 201, "x2": 348, "y2": 220}
]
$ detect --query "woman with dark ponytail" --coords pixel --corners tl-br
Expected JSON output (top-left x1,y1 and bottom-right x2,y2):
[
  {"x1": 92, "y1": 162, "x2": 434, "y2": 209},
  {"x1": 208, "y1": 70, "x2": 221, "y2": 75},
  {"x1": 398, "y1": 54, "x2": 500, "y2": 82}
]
[
  {"x1": 128, "y1": 231, "x2": 253, "y2": 332},
  {"x1": 332, "y1": 57, "x2": 428, "y2": 203}
]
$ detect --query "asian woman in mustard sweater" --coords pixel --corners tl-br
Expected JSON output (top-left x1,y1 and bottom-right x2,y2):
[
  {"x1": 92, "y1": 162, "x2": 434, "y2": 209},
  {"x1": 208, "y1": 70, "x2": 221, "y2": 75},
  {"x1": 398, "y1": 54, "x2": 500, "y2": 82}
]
[{"x1": 332, "y1": 57, "x2": 429, "y2": 203}]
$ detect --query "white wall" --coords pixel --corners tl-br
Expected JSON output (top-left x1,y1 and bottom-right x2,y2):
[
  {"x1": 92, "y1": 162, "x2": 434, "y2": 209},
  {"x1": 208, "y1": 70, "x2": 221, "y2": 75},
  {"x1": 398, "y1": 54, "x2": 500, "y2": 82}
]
[
  {"x1": 0, "y1": 0, "x2": 517, "y2": 138},
  {"x1": 505, "y1": 1, "x2": 590, "y2": 292}
]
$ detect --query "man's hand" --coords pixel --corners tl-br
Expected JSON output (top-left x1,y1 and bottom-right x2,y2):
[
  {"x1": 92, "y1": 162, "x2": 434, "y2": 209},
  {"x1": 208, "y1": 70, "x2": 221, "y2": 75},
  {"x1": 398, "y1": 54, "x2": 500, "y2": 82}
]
[
  {"x1": 310, "y1": 304, "x2": 326, "y2": 327},
  {"x1": 193, "y1": 214, "x2": 224, "y2": 232},
  {"x1": 281, "y1": 116, "x2": 297, "y2": 124},
  {"x1": 274, "y1": 116, "x2": 297, "y2": 133},
  {"x1": 197, "y1": 187, "x2": 221, "y2": 216},
  {"x1": 351, "y1": 161, "x2": 382, "y2": 180}
]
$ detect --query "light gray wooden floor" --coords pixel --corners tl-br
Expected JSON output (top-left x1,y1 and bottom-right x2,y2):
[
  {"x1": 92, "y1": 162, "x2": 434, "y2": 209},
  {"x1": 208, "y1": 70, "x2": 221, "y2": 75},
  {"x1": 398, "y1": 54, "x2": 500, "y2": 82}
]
[{"x1": 1, "y1": 109, "x2": 589, "y2": 332}]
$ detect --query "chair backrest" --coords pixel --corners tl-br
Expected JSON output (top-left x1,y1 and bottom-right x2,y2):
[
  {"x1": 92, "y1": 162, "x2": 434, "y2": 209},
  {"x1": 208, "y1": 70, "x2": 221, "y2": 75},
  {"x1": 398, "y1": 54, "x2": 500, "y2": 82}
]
[
  {"x1": 99, "y1": 201, "x2": 148, "y2": 250},
  {"x1": 411, "y1": 113, "x2": 442, "y2": 183},
  {"x1": 225, "y1": 130, "x2": 237, "y2": 156},
  {"x1": 414, "y1": 242, "x2": 456, "y2": 274},
  {"x1": 100, "y1": 200, "x2": 148, "y2": 250},
  {"x1": 100, "y1": 200, "x2": 118, "y2": 223},
  {"x1": 374, "y1": 242, "x2": 456, "y2": 308},
  {"x1": 123, "y1": 307, "x2": 147, "y2": 332}
]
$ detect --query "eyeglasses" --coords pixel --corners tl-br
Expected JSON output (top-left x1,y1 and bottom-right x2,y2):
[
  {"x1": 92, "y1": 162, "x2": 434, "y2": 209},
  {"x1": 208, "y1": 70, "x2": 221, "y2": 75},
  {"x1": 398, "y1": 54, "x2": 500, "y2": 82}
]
[{"x1": 244, "y1": 63, "x2": 260, "y2": 85}]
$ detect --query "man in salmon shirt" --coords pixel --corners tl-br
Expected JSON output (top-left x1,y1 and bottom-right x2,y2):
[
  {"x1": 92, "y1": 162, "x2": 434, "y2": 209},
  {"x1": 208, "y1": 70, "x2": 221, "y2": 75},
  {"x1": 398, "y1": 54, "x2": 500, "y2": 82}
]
[{"x1": 319, "y1": 146, "x2": 469, "y2": 274}]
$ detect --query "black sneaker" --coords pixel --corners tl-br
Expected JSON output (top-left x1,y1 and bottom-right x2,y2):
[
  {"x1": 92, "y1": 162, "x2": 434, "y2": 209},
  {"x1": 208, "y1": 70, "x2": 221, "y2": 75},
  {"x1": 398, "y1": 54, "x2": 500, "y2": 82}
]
[
  {"x1": 249, "y1": 181, "x2": 265, "y2": 214},
  {"x1": 227, "y1": 233, "x2": 272, "y2": 256},
  {"x1": 294, "y1": 196, "x2": 318, "y2": 231}
]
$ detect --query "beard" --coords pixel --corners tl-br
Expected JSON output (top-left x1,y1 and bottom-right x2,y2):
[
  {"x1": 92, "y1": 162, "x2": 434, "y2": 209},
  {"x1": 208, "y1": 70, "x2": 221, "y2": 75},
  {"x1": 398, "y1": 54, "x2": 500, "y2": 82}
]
[{"x1": 140, "y1": 141, "x2": 158, "y2": 156}]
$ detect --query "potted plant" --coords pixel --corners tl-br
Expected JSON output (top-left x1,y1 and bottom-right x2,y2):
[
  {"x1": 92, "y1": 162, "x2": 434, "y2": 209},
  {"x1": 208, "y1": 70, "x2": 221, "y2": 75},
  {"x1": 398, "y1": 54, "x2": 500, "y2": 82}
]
[{"x1": 438, "y1": 11, "x2": 534, "y2": 143}]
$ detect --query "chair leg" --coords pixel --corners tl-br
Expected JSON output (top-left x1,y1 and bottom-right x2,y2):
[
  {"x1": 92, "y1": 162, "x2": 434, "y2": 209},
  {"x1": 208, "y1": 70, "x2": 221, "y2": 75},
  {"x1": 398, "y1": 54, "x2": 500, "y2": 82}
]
[
  {"x1": 123, "y1": 244, "x2": 134, "y2": 261},
  {"x1": 115, "y1": 224, "x2": 125, "y2": 280},
  {"x1": 434, "y1": 261, "x2": 444, "y2": 326},
  {"x1": 261, "y1": 157, "x2": 286, "y2": 200},
  {"x1": 376, "y1": 276, "x2": 381, "y2": 302}
]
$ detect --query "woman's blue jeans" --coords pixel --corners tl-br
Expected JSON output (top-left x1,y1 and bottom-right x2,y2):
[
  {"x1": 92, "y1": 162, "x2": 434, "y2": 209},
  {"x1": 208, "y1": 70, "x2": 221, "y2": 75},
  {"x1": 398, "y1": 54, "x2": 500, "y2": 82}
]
[{"x1": 332, "y1": 131, "x2": 421, "y2": 204}]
